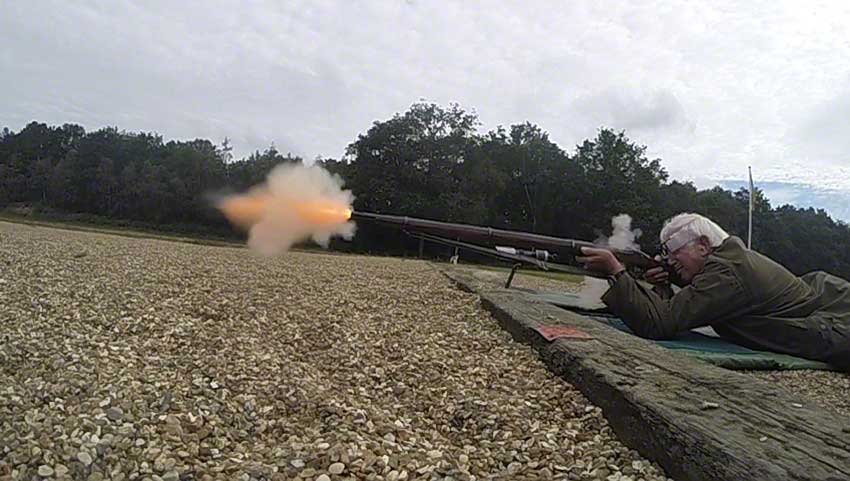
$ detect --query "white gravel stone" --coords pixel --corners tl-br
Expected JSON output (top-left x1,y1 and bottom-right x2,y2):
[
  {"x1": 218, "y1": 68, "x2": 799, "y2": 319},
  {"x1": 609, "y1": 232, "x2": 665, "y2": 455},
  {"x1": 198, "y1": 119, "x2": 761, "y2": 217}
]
[{"x1": 77, "y1": 452, "x2": 93, "y2": 466}]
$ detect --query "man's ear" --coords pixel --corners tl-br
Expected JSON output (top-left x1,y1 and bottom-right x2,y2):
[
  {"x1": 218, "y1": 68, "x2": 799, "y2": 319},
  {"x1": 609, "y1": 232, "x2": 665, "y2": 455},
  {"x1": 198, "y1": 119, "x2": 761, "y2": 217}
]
[{"x1": 695, "y1": 236, "x2": 713, "y2": 255}]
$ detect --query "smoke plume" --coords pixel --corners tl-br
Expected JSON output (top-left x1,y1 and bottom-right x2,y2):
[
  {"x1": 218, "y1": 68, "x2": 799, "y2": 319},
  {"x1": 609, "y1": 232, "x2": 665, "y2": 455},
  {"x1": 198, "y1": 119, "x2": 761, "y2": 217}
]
[
  {"x1": 576, "y1": 214, "x2": 643, "y2": 304},
  {"x1": 575, "y1": 276, "x2": 610, "y2": 305},
  {"x1": 595, "y1": 214, "x2": 642, "y2": 250},
  {"x1": 215, "y1": 163, "x2": 356, "y2": 256}
]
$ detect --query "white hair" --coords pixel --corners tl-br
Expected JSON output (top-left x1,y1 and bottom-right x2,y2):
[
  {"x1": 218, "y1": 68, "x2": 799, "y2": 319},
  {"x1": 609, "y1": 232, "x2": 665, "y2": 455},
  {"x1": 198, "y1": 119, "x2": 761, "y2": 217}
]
[{"x1": 660, "y1": 213, "x2": 730, "y2": 252}]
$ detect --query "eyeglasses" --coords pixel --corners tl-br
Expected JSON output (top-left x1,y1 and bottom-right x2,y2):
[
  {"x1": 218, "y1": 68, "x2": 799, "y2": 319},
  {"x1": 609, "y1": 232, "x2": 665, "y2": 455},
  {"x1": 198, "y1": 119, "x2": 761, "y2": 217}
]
[{"x1": 659, "y1": 238, "x2": 697, "y2": 261}]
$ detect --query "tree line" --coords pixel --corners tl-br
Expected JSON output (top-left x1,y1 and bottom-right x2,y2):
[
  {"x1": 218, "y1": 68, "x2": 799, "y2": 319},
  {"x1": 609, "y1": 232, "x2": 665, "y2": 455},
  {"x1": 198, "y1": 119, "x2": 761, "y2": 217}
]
[{"x1": 3, "y1": 102, "x2": 850, "y2": 279}]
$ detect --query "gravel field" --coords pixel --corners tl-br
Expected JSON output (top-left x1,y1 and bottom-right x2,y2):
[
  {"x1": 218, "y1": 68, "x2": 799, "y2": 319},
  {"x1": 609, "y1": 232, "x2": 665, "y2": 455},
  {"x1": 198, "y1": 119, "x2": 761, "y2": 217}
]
[
  {"x1": 0, "y1": 222, "x2": 671, "y2": 481},
  {"x1": 451, "y1": 267, "x2": 584, "y2": 294}
]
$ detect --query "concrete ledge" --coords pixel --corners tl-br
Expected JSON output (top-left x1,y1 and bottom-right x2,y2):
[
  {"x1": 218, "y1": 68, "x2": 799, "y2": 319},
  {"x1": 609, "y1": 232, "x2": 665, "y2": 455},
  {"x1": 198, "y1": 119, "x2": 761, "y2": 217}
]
[{"x1": 442, "y1": 267, "x2": 850, "y2": 481}]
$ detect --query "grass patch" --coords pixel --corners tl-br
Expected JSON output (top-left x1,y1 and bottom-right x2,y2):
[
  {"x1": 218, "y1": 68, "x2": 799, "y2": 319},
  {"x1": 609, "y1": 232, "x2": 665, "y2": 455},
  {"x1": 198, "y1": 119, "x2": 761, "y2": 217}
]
[
  {"x1": 0, "y1": 212, "x2": 434, "y2": 259},
  {"x1": 0, "y1": 213, "x2": 245, "y2": 248},
  {"x1": 463, "y1": 262, "x2": 585, "y2": 284}
]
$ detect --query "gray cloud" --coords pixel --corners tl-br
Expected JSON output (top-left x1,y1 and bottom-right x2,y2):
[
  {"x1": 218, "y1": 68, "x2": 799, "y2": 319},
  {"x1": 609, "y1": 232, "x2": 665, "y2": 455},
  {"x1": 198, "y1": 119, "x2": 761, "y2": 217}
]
[
  {"x1": 2, "y1": 0, "x2": 850, "y2": 192},
  {"x1": 572, "y1": 88, "x2": 691, "y2": 132},
  {"x1": 788, "y1": 89, "x2": 850, "y2": 164}
]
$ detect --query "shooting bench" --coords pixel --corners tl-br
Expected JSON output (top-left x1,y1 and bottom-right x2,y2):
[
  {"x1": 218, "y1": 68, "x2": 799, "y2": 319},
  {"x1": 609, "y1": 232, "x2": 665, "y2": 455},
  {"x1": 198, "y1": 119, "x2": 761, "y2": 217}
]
[{"x1": 441, "y1": 266, "x2": 850, "y2": 481}]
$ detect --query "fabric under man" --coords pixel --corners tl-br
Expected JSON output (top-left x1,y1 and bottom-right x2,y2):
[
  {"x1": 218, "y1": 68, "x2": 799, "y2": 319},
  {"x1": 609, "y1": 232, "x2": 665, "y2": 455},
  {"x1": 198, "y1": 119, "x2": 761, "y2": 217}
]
[{"x1": 577, "y1": 213, "x2": 850, "y2": 371}]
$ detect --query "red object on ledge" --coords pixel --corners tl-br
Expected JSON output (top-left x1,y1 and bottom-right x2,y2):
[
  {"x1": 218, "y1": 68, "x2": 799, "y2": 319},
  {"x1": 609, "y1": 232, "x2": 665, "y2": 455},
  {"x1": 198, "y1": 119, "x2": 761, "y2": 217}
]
[{"x1": 534, "y1": 325, "x2": 594, "y2": 341}]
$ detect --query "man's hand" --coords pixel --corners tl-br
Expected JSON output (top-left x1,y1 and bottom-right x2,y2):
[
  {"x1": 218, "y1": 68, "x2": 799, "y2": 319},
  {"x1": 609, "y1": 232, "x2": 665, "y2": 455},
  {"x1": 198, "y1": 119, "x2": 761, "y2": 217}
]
[
  {"x1": 644, "y1": 256, "x2": 670, "y2": 286},
  {"x1": 575, "y1": 247, "x2": 625, "y2": 277},
  {"x1": 644, "y1": 266, "x2": 670, "y2": 286}
]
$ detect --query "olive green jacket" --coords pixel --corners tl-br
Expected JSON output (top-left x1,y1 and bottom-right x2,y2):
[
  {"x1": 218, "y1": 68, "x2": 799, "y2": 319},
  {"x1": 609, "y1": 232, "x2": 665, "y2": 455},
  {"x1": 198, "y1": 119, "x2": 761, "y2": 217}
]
[{"x1": 602, "y1": 236, "x2": 850, "y2": 370}]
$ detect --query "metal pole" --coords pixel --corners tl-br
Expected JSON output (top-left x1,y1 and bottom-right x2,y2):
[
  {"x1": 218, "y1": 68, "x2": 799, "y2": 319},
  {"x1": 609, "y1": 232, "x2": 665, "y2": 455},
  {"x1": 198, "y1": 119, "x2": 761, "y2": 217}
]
[
  {"x1": 748, "y1": 166, "x2": 753, "y2": 249},
  {"x1": 505, "y1": 263, "x2": 522, "y2": 288}
]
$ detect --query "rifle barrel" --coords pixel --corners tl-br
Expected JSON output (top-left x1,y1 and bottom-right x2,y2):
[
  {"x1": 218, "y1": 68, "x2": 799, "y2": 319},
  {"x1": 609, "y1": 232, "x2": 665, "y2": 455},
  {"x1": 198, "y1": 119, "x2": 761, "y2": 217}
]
[{"x1": 350, "y1": 210, "x2": 661, "y2": 270}]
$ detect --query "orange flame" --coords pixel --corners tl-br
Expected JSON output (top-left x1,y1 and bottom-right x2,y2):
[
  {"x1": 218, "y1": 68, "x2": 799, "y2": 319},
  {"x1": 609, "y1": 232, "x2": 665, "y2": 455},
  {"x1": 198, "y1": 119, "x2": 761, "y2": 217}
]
[
  {"x1": 218, "y1": 190, "x2": 272, "y2": 229},
  {"x1": 292, "y1": 200, "x2": 352, "y2": 225},
  {"x1": 218, "y1": 191, "x2": 352, "y2": 229}
]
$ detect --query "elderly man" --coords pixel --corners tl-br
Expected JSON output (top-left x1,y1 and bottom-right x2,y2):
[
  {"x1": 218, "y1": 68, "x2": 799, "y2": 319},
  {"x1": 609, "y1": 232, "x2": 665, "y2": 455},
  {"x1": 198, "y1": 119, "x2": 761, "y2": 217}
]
[{"x1": 577, "y1": 213, "x2": 850, "y2": 370}]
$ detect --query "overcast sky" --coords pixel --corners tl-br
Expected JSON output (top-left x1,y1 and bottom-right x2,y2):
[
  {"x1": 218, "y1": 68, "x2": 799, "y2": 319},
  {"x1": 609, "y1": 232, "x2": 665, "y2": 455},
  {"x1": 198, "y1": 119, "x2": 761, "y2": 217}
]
[{"x1": 3, "y1": 1, "x2": 850, "y2": 197}]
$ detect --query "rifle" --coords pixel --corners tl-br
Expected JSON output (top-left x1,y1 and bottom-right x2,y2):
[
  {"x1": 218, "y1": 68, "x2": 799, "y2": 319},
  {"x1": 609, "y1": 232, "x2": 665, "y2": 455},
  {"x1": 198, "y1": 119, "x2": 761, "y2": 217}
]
[{"x1": 351, "y1": 211, "x2": 673, "y2": 282}]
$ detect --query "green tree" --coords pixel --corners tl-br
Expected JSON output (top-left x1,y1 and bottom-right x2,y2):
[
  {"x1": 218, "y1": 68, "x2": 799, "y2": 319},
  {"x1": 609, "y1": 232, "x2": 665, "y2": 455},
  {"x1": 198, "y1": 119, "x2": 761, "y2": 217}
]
[
  {"x1": 5, "y1": 111, "x2": 850, "y2": 278},
  {"x1": 570, "y1": 129, "x2": 668, "y2": 246},
  {"x1": 227, "y1": 145, "x2": 302, "y2": 191},
  {"x1": 345, "y1": 102, "x2": 479, "y2": 219},
  {"x1": 342, "y1": 102, "x2": 479, "y2": 255},
  {"x1": 463, "y1": 123, "x2": 576, "y2": 233},
  {"x1": 47, "y1": 151, "x2": 81, "y2": 210}
]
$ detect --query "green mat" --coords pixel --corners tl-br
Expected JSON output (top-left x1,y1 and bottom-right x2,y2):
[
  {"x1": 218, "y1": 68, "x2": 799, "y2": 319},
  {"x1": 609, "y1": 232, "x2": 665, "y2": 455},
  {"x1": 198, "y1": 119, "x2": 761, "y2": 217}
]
[{"x1": 527, "y1": 290, "x2": 837, "y2": 371}]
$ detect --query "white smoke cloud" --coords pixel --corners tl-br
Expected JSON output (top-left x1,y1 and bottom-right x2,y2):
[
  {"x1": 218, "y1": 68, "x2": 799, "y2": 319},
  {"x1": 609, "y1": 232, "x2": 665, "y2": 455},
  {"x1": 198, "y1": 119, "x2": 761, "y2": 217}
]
[
  {"x1": 577, "y1": 276, "x2": 611, "y2": 305},
  {"x1": 594, "y1": 213, "x2": 642, "y2": 250},
  {"x1": 218, "y1": 163, "x2": 356, "y2": 256},
  {"x1": 578, "y1": 214, "x2": 642, "y2": 305}
]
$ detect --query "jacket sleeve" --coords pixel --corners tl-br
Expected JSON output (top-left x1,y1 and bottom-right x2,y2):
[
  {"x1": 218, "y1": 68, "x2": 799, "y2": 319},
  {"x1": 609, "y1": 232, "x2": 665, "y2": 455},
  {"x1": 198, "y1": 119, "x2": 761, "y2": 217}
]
[{"x1": 601, "y1": 261, "x2": 750, "y2": 339}]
